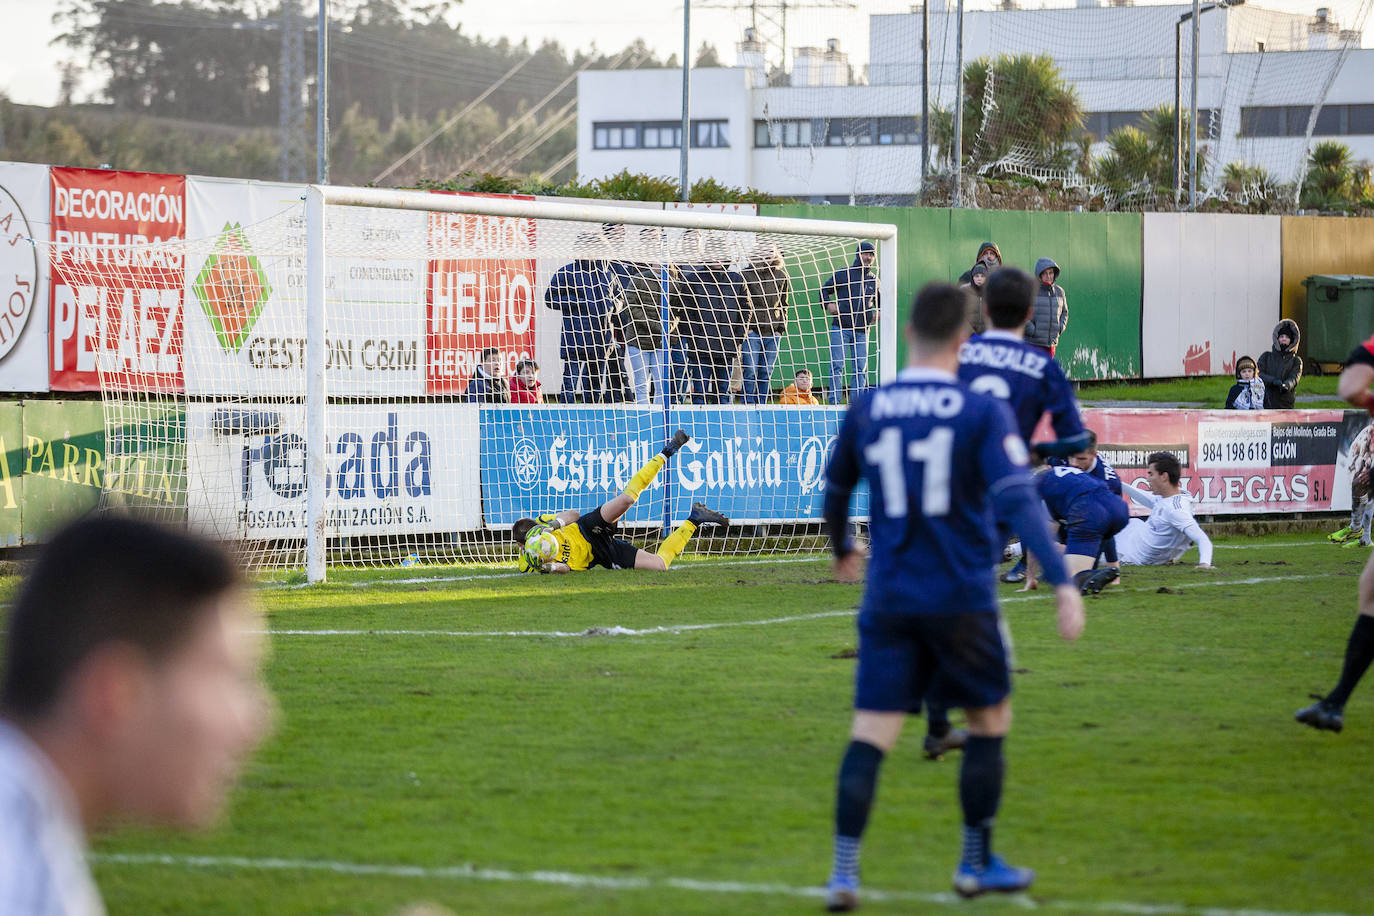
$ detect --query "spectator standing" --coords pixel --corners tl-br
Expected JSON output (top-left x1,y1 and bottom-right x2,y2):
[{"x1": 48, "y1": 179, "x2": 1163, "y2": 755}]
[
  {"x1": 740, "y1": 244, "x2": 791, "y2": 404},
  {"x1": 957, "y1": 241, "x2": 1002, "y2": 285},
  {"x1": 1225, "y1": 355, "x2": 1265, "y2": 410},
  {"x1": 1258, "y1": 319, "x2": 1303, "y2": 409},
  {"x1": 821, "y1": 241, "x2": 880, "y2": 404},
  {"x1": 962, "y1": 261, "x2": 989, "y2": 335},
  {"x1": 509, "y1": 359, "x2": 544, "y2": 404},
  {"x1": 780, "y1": 368, "x2": 820, "y2": 404},
  {"x1": 463, "y1": 347, "x2": 511, "y2": 403},
  {"x1": 545, "y1": 248, "x2": 622, "y2": 403},
  {"x1": 0, "y1": 517, "x2": 273, "y2": 916},
  {"x1": 1025, "y1": 258, "x2": 1068, "y2": 356},
  {"x1": 610, "y1": 228, "x2": 670, "y2": 405},
  {"x1": 673, "y1": 254, "x2": 747, "y2": 405}
]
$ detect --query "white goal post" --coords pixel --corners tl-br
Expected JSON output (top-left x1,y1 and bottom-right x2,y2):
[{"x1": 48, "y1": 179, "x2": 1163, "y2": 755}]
[{"x1": 303, "y1": 187, "x2": 897, "y2": 582}]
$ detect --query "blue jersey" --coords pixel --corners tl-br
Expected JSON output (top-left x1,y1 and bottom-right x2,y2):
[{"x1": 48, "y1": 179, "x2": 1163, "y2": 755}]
[
  {"x1": 825, "y1": 368, "x2": 1037, "y2": 616},
  {"x1": 1036, "y1": 464, "x2": 1117, "y2": 522},
  {"x1": 1048, "y1": 454, "x2": 1122, "y2": 497},
  {"x1": 957, "y1": 330, "x2": 1084, "y2": 446}
]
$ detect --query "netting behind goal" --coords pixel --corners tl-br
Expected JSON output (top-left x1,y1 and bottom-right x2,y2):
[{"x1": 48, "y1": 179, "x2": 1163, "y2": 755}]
[{"x1": 44, "y1": 194, "x2": 890, "y2": 573}]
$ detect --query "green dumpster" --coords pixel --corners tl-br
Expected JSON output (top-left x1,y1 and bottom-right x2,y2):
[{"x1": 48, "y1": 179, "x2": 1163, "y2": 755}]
[{"x1": 1302, "y1": 274, "x2": 1374, "y2": 364}]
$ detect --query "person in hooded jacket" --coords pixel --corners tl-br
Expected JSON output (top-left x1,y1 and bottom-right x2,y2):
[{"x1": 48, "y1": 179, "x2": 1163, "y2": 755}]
[
  {"x1": 1026, "y1": 258, "x2": 1068, "y2": 356},
  {"x1": 545, "y1": 250, "x2": 623, "y2": 403},
  {"x1": 740, "y1": 243, "x2": 791, "y2": 404},
  {"x1": 961, "y1": 261, "x2": 990, "y2": 335},
  {"x1": 1257, "y1": 319, "x2": 1303, "y2": 409},
  {"x1": 821, "y1": 241, "x2": 880, "y2": 404},
  {"x1": 958, "y1": 241, "x2": 1002, "y2": 285},
  {"x1": 1225, "y1": 355, "x2": 1265, "y2": 410}
]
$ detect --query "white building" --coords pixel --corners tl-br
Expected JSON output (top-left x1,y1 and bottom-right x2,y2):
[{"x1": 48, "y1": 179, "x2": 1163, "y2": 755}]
[{"x1": 576, "y1": 2, "x2": 1374, "y2": 202}]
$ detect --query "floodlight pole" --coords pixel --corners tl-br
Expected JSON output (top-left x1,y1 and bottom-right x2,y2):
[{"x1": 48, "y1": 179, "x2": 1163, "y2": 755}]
[
  {"x1": 317, "y1": 0, "x2": 329, "y2": 183},
  {"x1": 921, "y1": 0, "x2": 930, "y2": 199},
  {"x1": 953, "y1": 0, "x2": 965, "y2": 208},
  {"x1": 1189, "y1": 0, "x2": 1201, "y2": 210},
  {"x1": 680, "y1": 0, "x2": 691, "y2": 202}
]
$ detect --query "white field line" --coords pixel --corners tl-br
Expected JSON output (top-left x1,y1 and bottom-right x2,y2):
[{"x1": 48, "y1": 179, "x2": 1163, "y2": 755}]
[
  {"x1": 89, "y1": 852, "x2": 1362, "y2": 916},
  {"x1": 262, "y1": 573, "x2": 1338, "y2": 639},
  {"x1": 256, "y1": 555, "x2": 826, "y2": 591}
]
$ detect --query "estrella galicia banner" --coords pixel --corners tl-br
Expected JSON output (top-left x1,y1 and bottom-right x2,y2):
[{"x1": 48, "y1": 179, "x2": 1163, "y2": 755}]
[{"x1": 479, "y1": 405, "x2": 867, "y2": 527}]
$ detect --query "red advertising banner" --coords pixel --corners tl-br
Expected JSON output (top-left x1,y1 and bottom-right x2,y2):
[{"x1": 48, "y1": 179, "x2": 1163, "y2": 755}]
[
  {"x1": 424, "y1": 195, "x2": 537, "y2": 395},
  {"x1": 49, "y1": 167, "x2": 186, "y2": 391},
  {"x1": 1071, "y1": 408, "x2": 1363, "y2": 514}
]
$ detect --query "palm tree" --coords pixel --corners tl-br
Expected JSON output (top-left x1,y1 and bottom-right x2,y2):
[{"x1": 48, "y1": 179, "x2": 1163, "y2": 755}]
[
  {"x1": 932, "y1": 54, "x2": 1083, "y2": 174},
  {"x1": 1088, "y1": 104, "x2": 1206, "y2": 196},
  {"x1": 1300, "y1": 140, "x2": 1371, "y2": 211}
]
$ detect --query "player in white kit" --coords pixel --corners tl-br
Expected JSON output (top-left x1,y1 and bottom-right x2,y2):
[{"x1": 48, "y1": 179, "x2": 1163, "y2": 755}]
[{"x1": 1114, "y1": 452, "x2": 1215, "y2": 568}]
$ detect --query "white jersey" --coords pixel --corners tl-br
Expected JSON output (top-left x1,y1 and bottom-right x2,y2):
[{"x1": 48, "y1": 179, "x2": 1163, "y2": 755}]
[
  {"x1": 0, "y1": 720, "x2": 106, "y2": 916},
  {"x1": 1114, "y1": 485, "x2": 1214, "y2": 566}
]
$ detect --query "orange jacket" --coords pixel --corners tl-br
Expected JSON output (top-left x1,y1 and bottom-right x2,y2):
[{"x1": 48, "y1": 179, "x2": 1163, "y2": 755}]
[{"x1": 780, "y1": 384, "x2": 819, "y2": 405}]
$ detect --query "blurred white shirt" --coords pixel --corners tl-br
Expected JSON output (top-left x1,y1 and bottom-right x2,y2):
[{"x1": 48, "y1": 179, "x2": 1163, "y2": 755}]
[
  {"x1": 1115, "y1": 486, "x2": 1214, "y2": 566},
  {"x1": 0, "y1": 719, "x2": 105, "y2": 916}
]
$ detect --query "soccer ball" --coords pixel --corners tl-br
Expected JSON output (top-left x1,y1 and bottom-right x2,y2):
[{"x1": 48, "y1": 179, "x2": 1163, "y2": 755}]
[{"x1": 525, "y1": 528, "x2": 559, "y2": 562}]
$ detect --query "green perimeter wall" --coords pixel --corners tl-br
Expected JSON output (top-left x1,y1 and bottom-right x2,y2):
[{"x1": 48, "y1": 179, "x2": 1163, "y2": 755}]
[{"x1": 760, "y1": 204, "x2": 1144, "y2": 381}]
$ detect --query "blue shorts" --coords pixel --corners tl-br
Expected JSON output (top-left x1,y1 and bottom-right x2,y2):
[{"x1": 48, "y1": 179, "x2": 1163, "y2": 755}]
[
  {"x1": 1064, "y1": 497, "x2": 1130, "y2": 559},
  {"x1": 853, "y1": 610, "x2": 1012, "y2": 713}
]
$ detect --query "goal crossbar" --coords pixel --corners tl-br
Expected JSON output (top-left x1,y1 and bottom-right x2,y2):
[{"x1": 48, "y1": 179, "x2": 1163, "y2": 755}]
[{"x1": 303, "y1": 185, "x2": 898, "y2": 582}]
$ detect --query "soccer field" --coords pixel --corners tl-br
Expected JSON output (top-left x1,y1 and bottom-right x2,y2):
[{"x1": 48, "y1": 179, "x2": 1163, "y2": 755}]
[{"x1": 82, "y1": 533, "x2": 1373, "y2": 916}]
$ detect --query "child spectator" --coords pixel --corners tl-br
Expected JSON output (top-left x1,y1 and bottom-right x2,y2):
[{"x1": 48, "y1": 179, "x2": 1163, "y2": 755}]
[
  {"x1": 1258, "y1": 319, "x2": 1303, "y2": 408},
  {"x1": 510, "y1": 359, "x2": 543, "y2": 404},
  {"x1": 780, "y1": 369, "x2": 820, "y2": 405},
  {"x1": 962, "y1": 261, "x2": 989, "y2": 335},
  {"x1": 463, "y1": 347, "x2": 511, "y2": 403},
  {"x1": 1026, "y1": 258, "x2": 1068, "y2": 356},
  {"x1": 1225, "y1": 355, "x2": 1265, "y2": 410}
]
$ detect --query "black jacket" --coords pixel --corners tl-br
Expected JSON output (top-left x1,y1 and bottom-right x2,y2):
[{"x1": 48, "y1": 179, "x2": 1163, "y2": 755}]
[
  {"x1": 671, "y1": 264, "x2": 747, "y2": 364},
  {"x1": 1257, "y1": 319, "x2": 1302, "y2": 409},
  {"x1": 610, "y1": 260, "x2": 666, "y2": 351}
]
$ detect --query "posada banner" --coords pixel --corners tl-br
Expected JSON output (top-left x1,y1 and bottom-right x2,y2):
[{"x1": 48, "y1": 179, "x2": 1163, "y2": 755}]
[
  {"x1": 1073, "y1": 408, "x2": 1360, "y2": 514},
  {"x1": 48, "y1": 167, "x2": 186, "y2": 391}
]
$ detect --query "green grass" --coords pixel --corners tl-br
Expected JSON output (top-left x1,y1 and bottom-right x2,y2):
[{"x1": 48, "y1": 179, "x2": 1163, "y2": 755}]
[
  {"x1": 1077, "y1": 374, "x2": 1345, "y2": 408},
  {"x1": 71, "y1": 538, "x2": 1374, "y2": 914}
]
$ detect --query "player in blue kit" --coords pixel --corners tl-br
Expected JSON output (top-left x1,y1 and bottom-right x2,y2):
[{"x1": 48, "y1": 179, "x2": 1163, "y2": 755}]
[
  {"x1": 1023, "y1": 463, "x2": 1129, "y2": 594},
  {"x1": 820, "y1": 282, "x2": 1086, "y2": 911},
  {"x1": 1008, "y1": 429, "x2": 1125, "y2": 577},
  {"x1": 958, "y1": 267, "x2": 1088, "y2": 588}
]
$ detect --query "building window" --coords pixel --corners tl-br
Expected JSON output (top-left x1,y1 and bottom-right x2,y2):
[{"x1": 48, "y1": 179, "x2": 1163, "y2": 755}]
[
  {"x1": 642, "y1": 122, "x2": 681, "y2": 149},
  {"x1": 692, "y1": 120, "x2": 729, "y2": 148},
  {"x1": 592, "y1": 122, "x2": 641, "y2": 150},
  {"x1": 1082, "y1": 110, "x2": 1217, "y2": 142},
  {"x1": 755, "y1": 117, "x2": 921, "y2": 147},
  {"x1": 1241, "y1": 105, "x2": 1374, "y2": 137},
  {"x1": 876, "y1": 117, "x2": 918, "y2": 145}
]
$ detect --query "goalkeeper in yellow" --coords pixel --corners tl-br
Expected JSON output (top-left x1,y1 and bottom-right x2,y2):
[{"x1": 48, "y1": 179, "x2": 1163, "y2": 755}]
[{"x1": 512, "y1": 430, "x2": 729, "y2": 573}]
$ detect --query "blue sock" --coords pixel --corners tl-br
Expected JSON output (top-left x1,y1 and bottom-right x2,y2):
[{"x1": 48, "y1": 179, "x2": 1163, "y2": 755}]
[
  {"x1": 959, "y1": 735, "x2": 1005, "y2": 869},
  {"x1": 832, "y1": 740, "x2": 884, "y2": 880}
]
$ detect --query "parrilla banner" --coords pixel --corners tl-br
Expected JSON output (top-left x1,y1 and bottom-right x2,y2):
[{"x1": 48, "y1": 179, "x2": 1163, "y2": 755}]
[
  {"x1": 1078, "y1": 407, "x2": 1362, "y2": 513},
  {"x1": 49, "y1": 167, "x2": 186, "y2": 391},
  {"x1": 479, "y1": 405, "x2": 869, "y2": 527}
]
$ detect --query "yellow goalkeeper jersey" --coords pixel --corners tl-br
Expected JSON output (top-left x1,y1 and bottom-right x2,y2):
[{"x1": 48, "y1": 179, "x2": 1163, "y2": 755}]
[{"x1": 517, "y1": 514, "x2": 594, "y2": 572}]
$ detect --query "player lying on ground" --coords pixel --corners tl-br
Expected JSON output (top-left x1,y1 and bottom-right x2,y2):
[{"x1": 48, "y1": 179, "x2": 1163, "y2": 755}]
[
  {"x1": 1020, "y1": 461, "x2": 1129, "y2": 595},
  {"x1": 821, "y1": 281, "x2": 1085, "y2": 912},
  {"x1": 1113, "y1": 451, "x2": 1214, "y2": 569},
  {"x1": 1297, "y1": 337, "x2": 1374, "y2": 732},
  {"x1": 511, "y1": 430, "x2": 728, "y2": 572}
]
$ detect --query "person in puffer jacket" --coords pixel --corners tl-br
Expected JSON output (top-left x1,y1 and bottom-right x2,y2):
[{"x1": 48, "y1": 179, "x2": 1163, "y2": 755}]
[
  {"x1": 821, "y1": 241, "x2": 880, "y2": 404},
  {"x1": 1025, "y1": 257, "x2": 1068, "y2": 356},
  {"x1": 1257, "y1": 319, "x2": 1303, "y2": 409}
]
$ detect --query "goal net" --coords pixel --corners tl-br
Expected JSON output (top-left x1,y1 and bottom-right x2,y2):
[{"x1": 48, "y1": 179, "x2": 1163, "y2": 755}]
[{"x1": 43, "y1": 190, "x2": 893, "y2": 578}]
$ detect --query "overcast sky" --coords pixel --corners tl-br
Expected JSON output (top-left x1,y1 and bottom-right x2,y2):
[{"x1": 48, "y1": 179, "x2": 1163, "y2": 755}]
[
  {"x1": 2, "y1": 0, "x2": 1367, "y2": 108},
  {"x1": 0, "y1": 0, "x2": 907, "y2": 108}
]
